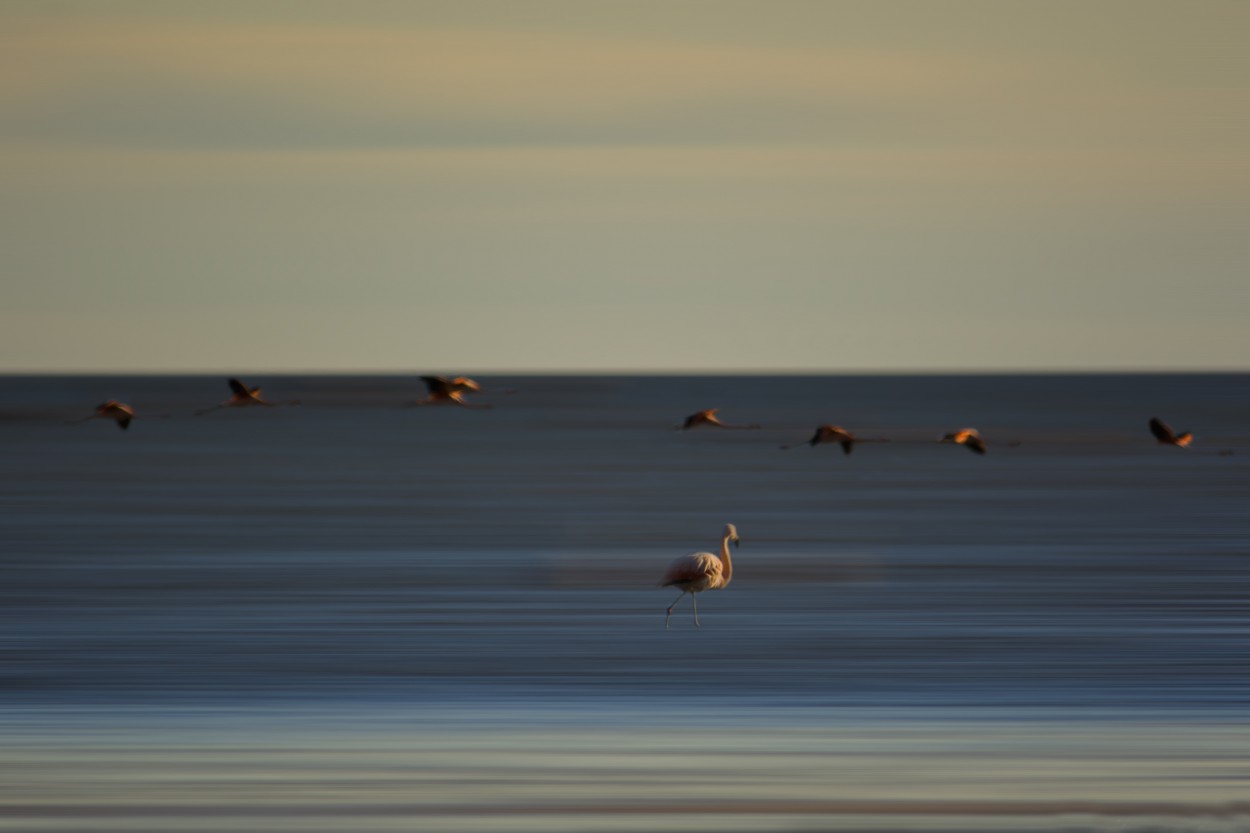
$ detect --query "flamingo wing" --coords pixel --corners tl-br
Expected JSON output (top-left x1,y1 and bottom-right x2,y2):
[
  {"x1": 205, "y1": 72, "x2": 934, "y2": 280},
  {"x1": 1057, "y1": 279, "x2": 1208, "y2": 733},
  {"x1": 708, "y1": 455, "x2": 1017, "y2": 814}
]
[
  {"x1": 660, "y1": 552, "x2": 723, "y2": 589},
  {"x1": 964, "y1": 434, "x2": 987, "y2": 454},
  {"x1": 228, "y1": 378, "x2": 250, "y2": 397},
  {"x1": 1149, "y1": 418, "x2": 1174, "y2": 443},
  {"x1": 421, "y1": 375, "x2": 452, "y2": 395}
]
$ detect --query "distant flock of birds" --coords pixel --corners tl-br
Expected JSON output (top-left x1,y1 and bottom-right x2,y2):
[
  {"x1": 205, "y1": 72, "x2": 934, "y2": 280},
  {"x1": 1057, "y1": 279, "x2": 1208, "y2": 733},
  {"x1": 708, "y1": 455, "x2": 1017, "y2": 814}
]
[
  {"x1": 68, "y1": 373, "x2": 1218, "y2": 630},
  {"x1": 73, "y1": 374, "x2": 485, "y2": 429},
  {"x1": 675, "y1": 406, "x2": 1197, "y2": 456}
]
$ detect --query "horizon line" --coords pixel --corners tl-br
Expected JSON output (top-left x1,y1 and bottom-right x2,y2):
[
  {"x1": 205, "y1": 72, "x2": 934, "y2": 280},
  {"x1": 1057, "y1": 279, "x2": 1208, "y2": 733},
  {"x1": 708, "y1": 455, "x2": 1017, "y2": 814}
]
[{"x1": 2, "y1": 367, "x2": 1248, "y2": 377}]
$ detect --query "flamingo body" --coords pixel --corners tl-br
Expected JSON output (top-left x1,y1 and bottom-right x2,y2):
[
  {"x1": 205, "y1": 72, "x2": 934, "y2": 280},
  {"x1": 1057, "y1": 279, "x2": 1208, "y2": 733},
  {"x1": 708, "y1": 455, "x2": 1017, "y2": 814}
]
[{"x1": 661, "y1": 552, "x2": 728, "y2": 594}]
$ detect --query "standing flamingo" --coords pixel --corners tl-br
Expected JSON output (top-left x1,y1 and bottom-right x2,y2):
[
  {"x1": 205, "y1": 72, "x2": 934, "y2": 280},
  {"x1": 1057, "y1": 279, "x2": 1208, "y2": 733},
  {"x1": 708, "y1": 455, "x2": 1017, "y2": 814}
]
[
  {"x1": 677, "y1": 409, "x2": 759, "y2": 430},
  {"x1": 1149, "y1": 417, "x2": 1193, "y2": 448},
  {"x1": 942, "y1": 428, "x2": 987, "y2": 455},
  {"x1": 69, "y1": 400, "x2": 135, "y2": 431},
  {"x1": 659, "y1": 523, "x2": 740, "y2": 629}
]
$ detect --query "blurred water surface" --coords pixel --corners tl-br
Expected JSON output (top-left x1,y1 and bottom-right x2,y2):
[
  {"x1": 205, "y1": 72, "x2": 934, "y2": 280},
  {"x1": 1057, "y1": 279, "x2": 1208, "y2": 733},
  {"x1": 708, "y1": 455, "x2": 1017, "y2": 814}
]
[{"x1": 2, "y1": 373, "x2": 1248, "y2": 831}]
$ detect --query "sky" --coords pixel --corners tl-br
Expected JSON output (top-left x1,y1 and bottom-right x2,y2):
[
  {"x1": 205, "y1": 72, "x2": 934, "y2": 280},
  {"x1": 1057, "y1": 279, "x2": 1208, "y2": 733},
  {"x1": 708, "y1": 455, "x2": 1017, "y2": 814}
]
[{"x1": 1, "y1": 0, "x2": 1247, "y2": 373}]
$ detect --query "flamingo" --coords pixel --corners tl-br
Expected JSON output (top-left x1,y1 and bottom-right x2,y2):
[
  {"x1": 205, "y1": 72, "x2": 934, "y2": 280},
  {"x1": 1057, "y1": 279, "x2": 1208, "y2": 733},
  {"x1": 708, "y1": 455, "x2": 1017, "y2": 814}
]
[
  {"x1": 413, "y1": 375, "x2": 490, "y2": 408},
  {"x1": 677, "y1": 409, "x2": 760, "y2": 430},
  {"x1": 1149, "y1": 417, "x2": 1192, "y2": 448},
  {"x1": 196, "y1": 378, "x2": 282, "y2": 415},
  {"x1": 942, "y1": 428, "x2": 987, "y2": 455},
  {"x1": 780, "y1": 425, "x2": 860, "y2": 450},
  {"x1": 659, "y1": 523, "x2": 740, "y2": 629},
  {"x1": 69, "y1": 400, "x2": 135, "y2": 431}
]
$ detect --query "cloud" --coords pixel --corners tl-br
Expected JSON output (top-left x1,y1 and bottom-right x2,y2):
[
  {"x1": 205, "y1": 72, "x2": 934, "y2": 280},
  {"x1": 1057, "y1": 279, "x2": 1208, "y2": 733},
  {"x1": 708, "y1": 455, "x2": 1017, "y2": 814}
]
[{"x1": 0, "y1": 17, "x2": 1096, "y2": 150}]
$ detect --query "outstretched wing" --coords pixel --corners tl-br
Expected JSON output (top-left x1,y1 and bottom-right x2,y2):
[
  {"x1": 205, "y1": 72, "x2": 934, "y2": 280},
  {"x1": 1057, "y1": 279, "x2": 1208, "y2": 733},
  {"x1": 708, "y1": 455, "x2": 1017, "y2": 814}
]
[
  {"x1": 228, "y1": 378, "x2": 250, "y2": 397},
  {"x1": 1149, "y1": 417, "x2": 1174, "y2": 443},
  {"x1": 421, "y1": 375, "x2": 451, "y2": 395}
]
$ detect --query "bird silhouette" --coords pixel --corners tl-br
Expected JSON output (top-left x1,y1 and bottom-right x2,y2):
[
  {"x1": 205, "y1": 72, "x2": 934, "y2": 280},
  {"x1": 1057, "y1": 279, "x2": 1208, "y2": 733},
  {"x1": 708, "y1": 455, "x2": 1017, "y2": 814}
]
[
  {"x1": 659, "y1": 523, "x2": 739, "y2": 629},
  {"x1": 780, "y1": 424, "x2": 889, "y2": 453},
  {"x1": 677, "y1": 408, "x2": 759, "y2": 430},
  {"x1": 195, "y1": 378, "x2": 291, "y2": 415},
  {"x1": 413, "y1": 375, "x2": 490, "y2": 408},
  {"x1": 1149, "y1": 417, "x2": 1193, "y2": 448},
  {"x1": 69, "y1": 400, "x2": 134, "y2": 431},
  {"x1": 781, "y1": 424, "x2": 850, "y2": 453},
  {"x1": 942, "y1": 428, "x2": 987, "y2": 455}
]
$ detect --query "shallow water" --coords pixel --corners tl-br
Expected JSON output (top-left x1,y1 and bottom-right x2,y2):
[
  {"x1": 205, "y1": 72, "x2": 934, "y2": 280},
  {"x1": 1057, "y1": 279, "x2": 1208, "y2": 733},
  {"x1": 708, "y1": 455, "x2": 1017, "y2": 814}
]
[{"x1": 2, "y1": 373, "x2": 1249, "y2": 830}]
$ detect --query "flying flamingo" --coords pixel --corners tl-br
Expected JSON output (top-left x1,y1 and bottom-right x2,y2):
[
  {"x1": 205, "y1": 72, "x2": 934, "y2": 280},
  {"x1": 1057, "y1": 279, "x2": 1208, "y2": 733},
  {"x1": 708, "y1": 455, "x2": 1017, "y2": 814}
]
[
  {"x1": 69, "y1": 400, "x2": 135, "y2": 431},
  {"x1": 942, "y1": 428, "x2": 987, "y2": 455},
  {"x1": 677, "y1": 409, "x2": 759, "y2": 430},
  {"x1": 196, "y1": 378, "x2": 283, "y2": 415},
  {"x1": 807, "y1": 424, "x2": 858, "y2": 455},
  {"x1": 196, "y1": 378, "x2": 299, "y2": 415},
  {"x1": 1149, "y1": 417, "x2": 1192, "y2": 448},
  {"x1": 796, "y1": 423, "x2": 892, "y2": 454},
  {"x1": 659, "y1": 523, "x2": 740, "y2": 629},
  {"x1": 413, "y1": 375, "x2": 490, "y2": 408}
]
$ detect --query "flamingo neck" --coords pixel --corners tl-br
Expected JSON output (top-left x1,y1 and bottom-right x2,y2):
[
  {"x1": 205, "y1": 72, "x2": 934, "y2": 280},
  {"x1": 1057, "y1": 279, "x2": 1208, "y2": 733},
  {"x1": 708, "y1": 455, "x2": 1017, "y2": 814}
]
[{"x1": 719, "y1": 534, "x2": 734, "y2": 586}]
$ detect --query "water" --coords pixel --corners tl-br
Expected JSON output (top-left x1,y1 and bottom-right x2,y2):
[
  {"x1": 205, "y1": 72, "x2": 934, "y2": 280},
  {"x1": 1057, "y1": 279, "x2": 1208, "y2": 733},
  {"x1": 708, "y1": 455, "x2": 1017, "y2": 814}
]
[{"x1": 2, "y1": 373, "x2": 1249, "y2": 831}]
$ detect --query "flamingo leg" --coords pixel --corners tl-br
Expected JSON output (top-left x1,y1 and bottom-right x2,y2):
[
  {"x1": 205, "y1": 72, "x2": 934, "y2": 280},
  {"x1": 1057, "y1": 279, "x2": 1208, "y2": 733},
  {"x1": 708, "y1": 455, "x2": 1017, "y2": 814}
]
[
  {"x1": 691, "y1": 593, "x2": 700, "y2": 628},
  {"x1": 665, "y1": 591, "x2": 687, "y2": 630}
]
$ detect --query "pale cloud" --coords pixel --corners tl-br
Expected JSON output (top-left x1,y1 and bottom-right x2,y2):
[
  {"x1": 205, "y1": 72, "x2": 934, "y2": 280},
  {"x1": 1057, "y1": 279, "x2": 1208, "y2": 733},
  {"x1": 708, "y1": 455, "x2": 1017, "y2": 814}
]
[{"x1": 7, "y1": 15, "x2": 1243, "y2": 153}]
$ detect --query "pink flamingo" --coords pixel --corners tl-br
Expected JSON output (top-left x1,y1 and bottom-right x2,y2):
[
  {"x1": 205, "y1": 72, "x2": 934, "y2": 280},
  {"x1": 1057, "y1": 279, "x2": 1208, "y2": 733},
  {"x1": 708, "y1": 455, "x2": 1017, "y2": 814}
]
[
  {"x1": 781, "y1": 424, "x2": 869, "y2": 454},
  {"x1": 659, "y1": 523, "x2": 740, "y2": 629},
  {"x1": 942, "y1": 428, "x2": 987, "y2": 455},
  {"x1": 414, "y1": 375, "x2": 490, "y2": 408},
  {"x1": 780, "y1": 423, "x2": 890, "y2": 454},
  {"x1": 196, "y1": 378, "x2": 285, "y2": 415},
  {"x1": 1149, "y1": 417, "x2": 1192, "y2": 448},
  {"x1": 69, "y1": 400, "x2": 135, "y2": 431},
  {"x1": 677, "y1": 409, "x2": 759, "y2": 430}
]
